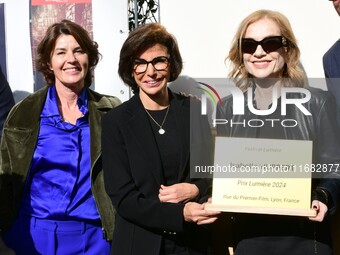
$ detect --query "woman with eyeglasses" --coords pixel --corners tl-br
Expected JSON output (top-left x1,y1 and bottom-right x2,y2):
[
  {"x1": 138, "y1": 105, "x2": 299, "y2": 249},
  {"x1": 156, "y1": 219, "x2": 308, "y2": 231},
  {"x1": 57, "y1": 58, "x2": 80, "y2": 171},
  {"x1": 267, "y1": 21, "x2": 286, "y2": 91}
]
[
  {"x1": 216, "y1": 9, "x2": 340, "y2": 255},
  {"x1": 101, "y1": 23, "x2": 220, "y2": 255}
]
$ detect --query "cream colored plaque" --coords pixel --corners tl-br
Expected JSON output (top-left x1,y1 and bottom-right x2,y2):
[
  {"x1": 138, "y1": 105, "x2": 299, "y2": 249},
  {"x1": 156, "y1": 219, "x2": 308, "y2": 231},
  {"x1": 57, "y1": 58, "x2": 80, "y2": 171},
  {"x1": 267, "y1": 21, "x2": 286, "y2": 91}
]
[{"x1": 205, "y1": 137, "x2": 316, "y2": 216}]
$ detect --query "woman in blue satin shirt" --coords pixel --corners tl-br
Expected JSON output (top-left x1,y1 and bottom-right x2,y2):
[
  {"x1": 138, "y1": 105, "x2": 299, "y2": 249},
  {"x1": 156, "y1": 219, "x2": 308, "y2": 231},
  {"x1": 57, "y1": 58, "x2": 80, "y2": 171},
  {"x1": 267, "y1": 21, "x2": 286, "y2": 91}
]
[{"x1": 0, "y1": 20, "x2": 120, "y2": 255}]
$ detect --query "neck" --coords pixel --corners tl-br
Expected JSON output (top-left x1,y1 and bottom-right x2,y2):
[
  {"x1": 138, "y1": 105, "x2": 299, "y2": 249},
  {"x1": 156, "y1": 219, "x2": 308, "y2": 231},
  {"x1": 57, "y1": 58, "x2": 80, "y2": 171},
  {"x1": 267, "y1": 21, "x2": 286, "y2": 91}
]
[
  {"x1": 55, "y1": 84, "x2": 84, "y2": 124},
  {"x1": 55, "y1": 83, "x2": 84, "y2": 109},
  {"x1": 254, "y1": 81, "x2": 282, "y2": 110},
  {"x1": 139, "y1": 90, "x2": 169, "y2": 110}
]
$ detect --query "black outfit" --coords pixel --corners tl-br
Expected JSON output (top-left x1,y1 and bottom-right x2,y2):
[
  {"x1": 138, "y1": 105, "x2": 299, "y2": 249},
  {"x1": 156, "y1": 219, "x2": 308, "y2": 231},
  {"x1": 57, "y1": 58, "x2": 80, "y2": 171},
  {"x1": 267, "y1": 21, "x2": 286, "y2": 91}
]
[
  {"x1": 0, "y1": 66, "x2": 14, "y2": 141},
  {"x1": 102, "y1": 89, "x2": 214, "y2": 255},
  {"x1": 216, "y1": 86, "x2": 340, "y2": 255}
]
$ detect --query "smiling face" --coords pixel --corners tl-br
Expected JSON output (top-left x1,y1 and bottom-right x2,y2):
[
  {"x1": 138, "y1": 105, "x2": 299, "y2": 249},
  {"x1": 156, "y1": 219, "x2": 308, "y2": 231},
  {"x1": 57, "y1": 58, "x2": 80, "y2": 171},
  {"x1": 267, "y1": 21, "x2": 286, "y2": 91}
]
[
  {"x1": 133, "y1": 43, "x2": 170, "y2": 104},
  {"x1": 49, "y1": 34, "x2": 89, "y2": 90},
  {"x1": 243, "y1": 18, "x2": 287, "y2": 79}
]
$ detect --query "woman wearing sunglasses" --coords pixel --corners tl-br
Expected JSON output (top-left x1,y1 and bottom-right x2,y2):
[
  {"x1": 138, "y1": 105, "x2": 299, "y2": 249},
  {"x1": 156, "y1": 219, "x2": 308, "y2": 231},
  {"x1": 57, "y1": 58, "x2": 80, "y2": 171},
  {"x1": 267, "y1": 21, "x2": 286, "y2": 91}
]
[
  {"x1": 101, "y1": 23, "x2": 219, "y2": 255},
  {"x1": 216, "y1": 9, "x2": 340, "y2": 255}
]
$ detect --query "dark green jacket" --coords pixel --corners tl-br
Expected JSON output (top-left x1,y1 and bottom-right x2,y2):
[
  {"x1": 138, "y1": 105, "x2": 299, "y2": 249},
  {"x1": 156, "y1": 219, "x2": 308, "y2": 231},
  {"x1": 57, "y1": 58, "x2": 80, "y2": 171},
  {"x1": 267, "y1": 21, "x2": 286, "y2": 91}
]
[{"x1": 0, "y1": 86, "x2": 120, "y2": 241}]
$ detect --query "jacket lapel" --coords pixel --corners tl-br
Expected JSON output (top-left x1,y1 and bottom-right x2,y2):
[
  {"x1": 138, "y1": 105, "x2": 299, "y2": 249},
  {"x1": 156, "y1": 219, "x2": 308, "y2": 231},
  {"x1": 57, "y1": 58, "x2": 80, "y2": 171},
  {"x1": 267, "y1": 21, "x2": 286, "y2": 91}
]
[
  {"x1": 88, "y1": 92, "x2": 104, "y2": 169},
  {"x1": 87, "y1": 89, "x2": 120, "y2": 169},
  {"x1": 125, "y1": 94, "x2": 165, "y2": 185},
  {"x1": 169, "y1": 93, "x2": 190, "y2": 181}
]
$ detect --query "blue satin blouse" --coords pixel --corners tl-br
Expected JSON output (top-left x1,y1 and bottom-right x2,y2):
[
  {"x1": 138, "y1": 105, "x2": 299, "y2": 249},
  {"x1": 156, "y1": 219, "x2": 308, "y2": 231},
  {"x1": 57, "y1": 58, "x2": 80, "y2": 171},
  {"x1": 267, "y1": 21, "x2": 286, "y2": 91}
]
[{"x1": 19, "y1": 85, "x2": 100, "y2": 222}]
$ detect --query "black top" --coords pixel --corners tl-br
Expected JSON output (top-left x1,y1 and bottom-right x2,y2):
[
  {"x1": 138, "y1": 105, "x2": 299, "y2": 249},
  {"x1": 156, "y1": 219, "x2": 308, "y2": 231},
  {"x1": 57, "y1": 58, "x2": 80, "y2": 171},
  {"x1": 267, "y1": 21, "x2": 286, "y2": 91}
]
[{"x1": 146, "y1": 107, "x2": 180, "y2": 186}]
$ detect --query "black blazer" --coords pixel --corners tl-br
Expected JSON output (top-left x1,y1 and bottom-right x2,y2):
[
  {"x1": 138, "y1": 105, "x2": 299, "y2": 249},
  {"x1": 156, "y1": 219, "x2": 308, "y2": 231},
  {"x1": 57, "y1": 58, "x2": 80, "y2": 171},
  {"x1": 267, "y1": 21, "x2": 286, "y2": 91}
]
[
  {"x1": 102, "y1": 89, "x2": 213, "y2": 255},
  {"x1": 0, "y1": 66, "x2": 14, "y2": 141}
]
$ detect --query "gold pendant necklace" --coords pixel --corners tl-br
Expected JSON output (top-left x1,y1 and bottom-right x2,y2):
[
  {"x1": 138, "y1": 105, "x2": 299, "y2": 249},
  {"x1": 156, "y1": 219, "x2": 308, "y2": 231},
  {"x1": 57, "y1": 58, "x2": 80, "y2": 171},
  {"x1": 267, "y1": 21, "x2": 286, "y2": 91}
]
[{"x1": 145, "y1": 106, "x2": 170, "y2": 135}]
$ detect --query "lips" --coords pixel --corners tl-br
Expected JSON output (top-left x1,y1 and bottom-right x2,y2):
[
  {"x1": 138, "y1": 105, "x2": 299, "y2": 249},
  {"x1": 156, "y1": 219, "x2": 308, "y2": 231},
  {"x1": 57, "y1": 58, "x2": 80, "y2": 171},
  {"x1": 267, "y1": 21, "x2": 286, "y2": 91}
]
[
  {"x1": 63, "y1": 67, "x2": 81, "y2": 72},
  {"x1": 252, "y1": 60, "x2": 271, "y2": 68},
  {"x1": 145, "y1": 78, "x2": 163, "y2": 86}
]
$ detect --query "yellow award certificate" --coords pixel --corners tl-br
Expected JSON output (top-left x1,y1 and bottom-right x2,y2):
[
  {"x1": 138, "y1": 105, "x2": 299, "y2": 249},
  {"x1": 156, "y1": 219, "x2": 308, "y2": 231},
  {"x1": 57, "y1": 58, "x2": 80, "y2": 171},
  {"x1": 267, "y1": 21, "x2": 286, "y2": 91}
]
[{"x1": 205, "y1": 137, "x2": 316, "y2": 216}]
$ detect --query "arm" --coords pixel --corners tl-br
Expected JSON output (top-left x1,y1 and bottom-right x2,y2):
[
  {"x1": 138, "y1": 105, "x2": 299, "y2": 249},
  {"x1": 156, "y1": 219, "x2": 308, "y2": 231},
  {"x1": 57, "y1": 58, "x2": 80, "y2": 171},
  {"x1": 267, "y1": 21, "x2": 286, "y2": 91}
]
[
  {"x1": 183, "y1": 201, "x2": 220, "y2": 225},
  {"x1": 0, "y1": 67, "x2": 14, "y2": 140},
  {"x1": 158, "y1": 183, "x2": 199, "y2": 203},
  {"x1": 310, "y1": 91, "x2": 340, "y2": 218},
  {"x1": 102, "y1": 112, "x2": 185, "y2": 232},
  {"x1": 0, "y1": 115, "x2": 15, "y2": 233}
]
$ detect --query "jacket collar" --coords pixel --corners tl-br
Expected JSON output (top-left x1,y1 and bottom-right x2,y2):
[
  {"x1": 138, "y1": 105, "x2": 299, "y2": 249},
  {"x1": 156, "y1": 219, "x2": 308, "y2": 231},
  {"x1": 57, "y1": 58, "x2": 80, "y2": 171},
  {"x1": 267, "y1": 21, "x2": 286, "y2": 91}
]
[{"x1": 8, "y1": 85, "x2": 114, "y2": 167}]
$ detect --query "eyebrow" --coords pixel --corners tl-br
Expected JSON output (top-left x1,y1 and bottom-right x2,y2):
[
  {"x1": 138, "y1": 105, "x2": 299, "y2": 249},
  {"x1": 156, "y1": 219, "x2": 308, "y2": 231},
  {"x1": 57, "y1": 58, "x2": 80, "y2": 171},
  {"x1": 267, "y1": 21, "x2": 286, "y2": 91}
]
[
  {"x1": 54, "y1": 46, "x2": 83, "y2": 51},
  {"x1": 243, "y1": 35, "x2": 281, "y2": 40}
]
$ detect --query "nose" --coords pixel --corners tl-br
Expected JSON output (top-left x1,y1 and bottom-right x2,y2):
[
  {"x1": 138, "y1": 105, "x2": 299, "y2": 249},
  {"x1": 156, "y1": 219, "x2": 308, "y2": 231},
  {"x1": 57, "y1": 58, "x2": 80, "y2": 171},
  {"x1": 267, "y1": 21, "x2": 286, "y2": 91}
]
[
  {"x1": 145, "y1": 62, "x2": 157, "y2": 75},
  {"x1": 253, "y1": 44, "x2": 266, "y2": 56},
  {"x1": 67, "y1": 52, "x2": 78, "y2": 62}
]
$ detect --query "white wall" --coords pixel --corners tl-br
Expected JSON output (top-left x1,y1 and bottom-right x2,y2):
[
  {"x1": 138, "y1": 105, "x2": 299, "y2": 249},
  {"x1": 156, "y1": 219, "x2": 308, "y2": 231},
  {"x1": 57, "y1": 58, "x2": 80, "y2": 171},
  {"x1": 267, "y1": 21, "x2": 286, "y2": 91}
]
[
  {"x1": 2, "y1": 0, "x2": 33, "y2": 94},
  {"x1": 160, "y1": 0, "x2": 340, "y2": 89},
  {"x1": 1, "y1": 0, "x2": 339, "y2": 99},
  {"x1": 92, "y1": 0, "x2": 130, "y2": 101}
]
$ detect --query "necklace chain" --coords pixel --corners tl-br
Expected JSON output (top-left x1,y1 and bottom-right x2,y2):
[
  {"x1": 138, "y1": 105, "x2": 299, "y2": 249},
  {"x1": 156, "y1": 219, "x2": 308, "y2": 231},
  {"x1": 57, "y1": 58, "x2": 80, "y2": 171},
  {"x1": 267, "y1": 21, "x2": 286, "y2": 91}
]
[
  {"x1": 145, "y1": 106, "x2": 170, "y2": 135},
  {"x1": 62, "y1": 112, "x2": 84, "y2": 124}
]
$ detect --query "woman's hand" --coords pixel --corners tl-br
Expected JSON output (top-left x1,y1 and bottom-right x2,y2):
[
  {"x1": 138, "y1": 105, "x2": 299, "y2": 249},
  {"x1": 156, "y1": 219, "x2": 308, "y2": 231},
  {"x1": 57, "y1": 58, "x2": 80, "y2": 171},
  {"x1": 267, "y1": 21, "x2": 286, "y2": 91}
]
[
  {"x1": 158, "y1": 183, "x2": 199, "y2": 203},
  {"x1": 308, "y1": 200, "x2": 328, "y2": 222},
  {"x1": 183, "y1": 202, "x2": 220, "y2": 225}
]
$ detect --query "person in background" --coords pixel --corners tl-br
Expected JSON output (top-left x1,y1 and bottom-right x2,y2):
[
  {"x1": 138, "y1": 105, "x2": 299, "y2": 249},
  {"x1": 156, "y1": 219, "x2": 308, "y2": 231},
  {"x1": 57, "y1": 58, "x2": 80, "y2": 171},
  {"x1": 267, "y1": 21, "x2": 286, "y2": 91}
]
[
  {"x1": 0, "y1": 65, "x2": 14, "y2": 141},
  {"x1": 216, "y1": 9, "x2": 340, "y2": 255},
  {"x1": 0, "y1": 19, "x2": 120, "y2": 255},
  {"x1": 102, "y1": 23, "x2": 220, "y2": 255},
  {"x1": 0, "y1": 66, "x2": 15, "y2": 255},
  {"x1": 323, "y1": 0, "x2": 340, "y2": 126}
]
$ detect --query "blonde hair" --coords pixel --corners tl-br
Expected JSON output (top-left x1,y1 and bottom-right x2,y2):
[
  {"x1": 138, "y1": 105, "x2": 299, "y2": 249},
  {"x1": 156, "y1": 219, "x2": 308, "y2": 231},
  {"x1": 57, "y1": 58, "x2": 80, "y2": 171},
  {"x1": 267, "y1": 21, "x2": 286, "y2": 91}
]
[{"x1": 226, "y1": 9, "x2": 305, "y2": 92}]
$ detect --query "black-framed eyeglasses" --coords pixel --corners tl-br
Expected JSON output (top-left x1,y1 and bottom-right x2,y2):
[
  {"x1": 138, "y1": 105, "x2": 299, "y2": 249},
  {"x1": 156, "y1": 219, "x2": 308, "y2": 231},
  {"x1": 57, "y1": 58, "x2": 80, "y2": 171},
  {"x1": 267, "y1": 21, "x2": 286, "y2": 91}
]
[
  {"x1": 133, "y1": 56, "x2": 170, "y2": 74},
  {"x1": 240, "y1": 36, "x2": 288, "y2": 54}
]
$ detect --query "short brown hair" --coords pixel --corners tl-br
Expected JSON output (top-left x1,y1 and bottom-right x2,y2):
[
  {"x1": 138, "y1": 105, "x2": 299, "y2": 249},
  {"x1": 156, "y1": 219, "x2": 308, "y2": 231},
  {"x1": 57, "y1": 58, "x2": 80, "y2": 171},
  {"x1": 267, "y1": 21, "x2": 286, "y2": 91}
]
[
  {"x1": 118, "y1": 23, "x2": 183, "y2": 92},
  {"x1": 36, "y1": 19, "x2": 100, "y2": 87}
]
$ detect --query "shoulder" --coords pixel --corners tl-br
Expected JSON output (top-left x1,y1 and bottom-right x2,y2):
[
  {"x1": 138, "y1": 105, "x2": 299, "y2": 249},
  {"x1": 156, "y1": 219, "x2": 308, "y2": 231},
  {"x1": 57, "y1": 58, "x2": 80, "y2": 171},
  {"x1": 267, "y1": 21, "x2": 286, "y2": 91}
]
[
  {"x1": 219, "y1": 94, "x2": 234, "y2": 110},
  {"x1": 221, "y1": 94, "x2": 234, "y2": 105},
  {"x1": 102, "y1": 95, "x2": 137, "y2": 125},
  {"x1": 172, "y1": 92, "x2": 195, "y2": 106},
  {"x1": 4, "y1": 87, "x2": 47, "y2": 127},
  {"x1": 88, "y1": 89, "x2": 121, "y2": 109},
  {"x1": 8, "y1": 87, "x2": 47, "y2": 113},
  {"x1": 324, "y1": 39, "x2": 340, "y2": 60},
  {"x1": 307, "y1": 87, "x2": 332, "y2": 104},
  {"x1": 302, "y1": 87, "x2": 336, "y2": 117}
]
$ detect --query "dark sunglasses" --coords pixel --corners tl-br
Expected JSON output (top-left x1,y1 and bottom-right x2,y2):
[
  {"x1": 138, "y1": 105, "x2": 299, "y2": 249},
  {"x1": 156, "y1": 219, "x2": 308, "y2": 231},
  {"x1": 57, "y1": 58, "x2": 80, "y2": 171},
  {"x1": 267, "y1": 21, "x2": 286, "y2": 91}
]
[
  {"x1": 133, "y1": 56, "x2": 170, "y2": 74},
  {"x1": 240, "y1": 36, "x2": 288, "y2": 54}
]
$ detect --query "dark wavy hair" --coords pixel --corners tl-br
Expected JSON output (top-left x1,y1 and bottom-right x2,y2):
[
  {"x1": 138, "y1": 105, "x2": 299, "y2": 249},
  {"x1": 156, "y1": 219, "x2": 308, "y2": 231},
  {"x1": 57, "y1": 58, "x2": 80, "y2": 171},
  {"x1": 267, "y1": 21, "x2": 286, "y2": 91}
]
[
  {"x1": 36, "y1": 19, "x2": 101, "y2": 87},
  {"x1": 118, "y1": 23, "x2": 183, "y2": 93}
]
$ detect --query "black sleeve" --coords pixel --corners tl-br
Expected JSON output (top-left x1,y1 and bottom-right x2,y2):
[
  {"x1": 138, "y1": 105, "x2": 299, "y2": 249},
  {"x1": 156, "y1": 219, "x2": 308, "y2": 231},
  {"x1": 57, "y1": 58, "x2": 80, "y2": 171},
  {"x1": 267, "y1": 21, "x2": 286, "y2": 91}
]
[{"x1": 0, "y1": 67, "x2": 14, "y2": 141}]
